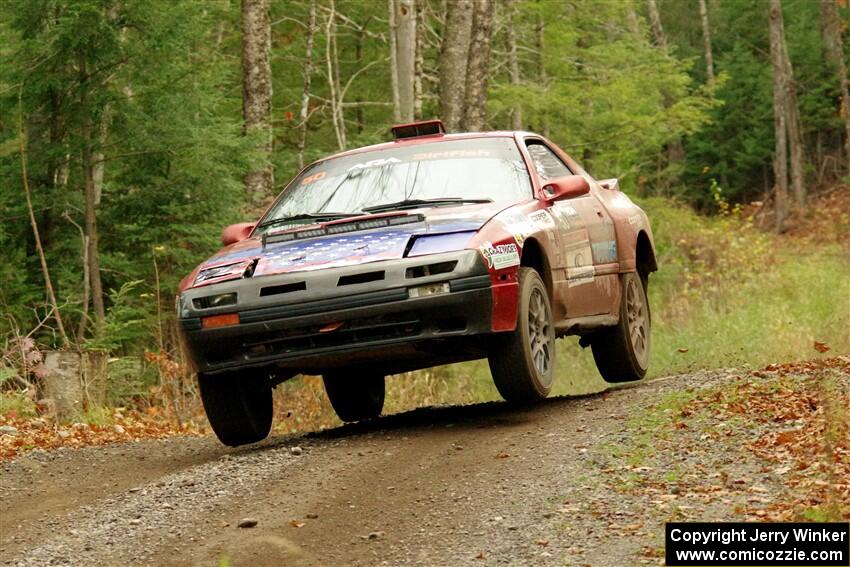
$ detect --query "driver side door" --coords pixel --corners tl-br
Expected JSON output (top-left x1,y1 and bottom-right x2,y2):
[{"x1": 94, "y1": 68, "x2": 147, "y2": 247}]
[{"x1": 525, "y1": 140, "x2": 612, "y2": 318}]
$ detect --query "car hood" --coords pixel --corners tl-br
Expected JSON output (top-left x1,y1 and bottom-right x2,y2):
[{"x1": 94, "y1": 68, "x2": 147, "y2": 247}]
[{"x1": 192, "y1": 202, "x2": 510, "y2": 286}]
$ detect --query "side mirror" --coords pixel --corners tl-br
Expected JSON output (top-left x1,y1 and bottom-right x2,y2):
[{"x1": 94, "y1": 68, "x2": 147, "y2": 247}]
[
  {"x1": 221, "y1": 222, "x2": 256, "y2": 246},
  {"x1": 542, "y1": 175, "x2": 590, "y2": 202}
]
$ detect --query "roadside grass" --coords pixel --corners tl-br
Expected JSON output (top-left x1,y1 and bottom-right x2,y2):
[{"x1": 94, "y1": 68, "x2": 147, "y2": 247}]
[{"x1": 0, "y1": 391, "x2": 37, "y2": 418}]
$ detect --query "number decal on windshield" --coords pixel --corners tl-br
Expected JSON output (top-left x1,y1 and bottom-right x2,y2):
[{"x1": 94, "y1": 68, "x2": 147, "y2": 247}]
[{"x1": 300, "y1": 171, "x2": 327, "y2": 185}]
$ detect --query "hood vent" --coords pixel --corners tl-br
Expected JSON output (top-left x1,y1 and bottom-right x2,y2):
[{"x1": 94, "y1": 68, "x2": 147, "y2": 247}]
[
  {"x1": 338, "y1": 271, "x2": 385, "y2": 286},
  {"x1": 260, "y1": 281, "x2": 306, "y2": 297},
  {"x1": 406, "y1": 260, "x2": 458, "y2": 279}
]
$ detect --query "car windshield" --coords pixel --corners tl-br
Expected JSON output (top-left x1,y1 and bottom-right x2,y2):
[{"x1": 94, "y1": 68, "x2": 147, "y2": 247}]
[{"x1": 257, "y1": 137, "x2": 532, "y2": 233}]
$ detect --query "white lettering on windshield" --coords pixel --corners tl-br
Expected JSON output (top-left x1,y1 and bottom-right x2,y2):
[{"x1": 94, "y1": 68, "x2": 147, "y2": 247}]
[
  {"x1": 412, "y1": 149, "x2": 492, "y2": 160},
  {"x1": 347, "y1": 157, "x2": 402, "y2": 171}
]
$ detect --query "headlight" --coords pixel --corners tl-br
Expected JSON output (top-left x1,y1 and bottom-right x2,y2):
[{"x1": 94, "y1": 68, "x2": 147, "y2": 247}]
[
  {"x1": 194, "y1": 260, "x2": 253, "y2": 285},
  {"x1": 192, "y1": 292, "x2": 237, "y2": 309}
]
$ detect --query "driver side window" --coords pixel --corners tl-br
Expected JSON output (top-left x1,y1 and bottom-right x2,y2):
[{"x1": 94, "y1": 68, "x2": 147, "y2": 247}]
[{"x1": 526, "y1": 141, "x2": 572, "y2": 181}]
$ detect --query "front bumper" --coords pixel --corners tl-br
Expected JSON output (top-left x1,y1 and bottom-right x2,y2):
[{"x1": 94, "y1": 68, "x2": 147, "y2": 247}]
[{"x1": 178, "y1": 250, "x2": 497, "y2": 375}]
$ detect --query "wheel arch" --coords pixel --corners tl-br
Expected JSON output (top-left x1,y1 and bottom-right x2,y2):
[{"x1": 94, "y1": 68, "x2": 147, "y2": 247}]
[
  {"x1": 519, "y1": 237, "x2": 553, "y2": 298},
  {"x1": 635, "y1": 230, "x2": 657, "y2": 282}
]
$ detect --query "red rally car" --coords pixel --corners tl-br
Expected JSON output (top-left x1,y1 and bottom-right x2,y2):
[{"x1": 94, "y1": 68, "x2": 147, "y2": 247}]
[{"x1": 178, "y1": 120, "x2": 657, "y2": 446}]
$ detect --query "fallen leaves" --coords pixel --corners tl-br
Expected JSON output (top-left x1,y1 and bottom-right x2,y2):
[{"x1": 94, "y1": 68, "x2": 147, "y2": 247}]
[
  {"x1": 678, "y1": 357, "x2": 850, "y2": 521},
  {"x1": 0, "y1": 407, "x2": 204, "y2": 460},
  {"x1": 814, "y1": 341, "x2": 830, "y2": 353}
]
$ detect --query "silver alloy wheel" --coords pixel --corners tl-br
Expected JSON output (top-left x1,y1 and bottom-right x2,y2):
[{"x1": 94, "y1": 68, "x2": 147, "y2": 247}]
[
  {"x1": 626, "y1": 276, "x2": 649, "y2": 368},
  {"x1": 527, "y1": 287, "x2": 552, "y2": 377}
]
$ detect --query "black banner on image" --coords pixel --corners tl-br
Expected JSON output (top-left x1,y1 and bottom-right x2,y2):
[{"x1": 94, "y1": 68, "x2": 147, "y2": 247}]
[{"x1": 665, "y1": 522, "x2": 849, "y2": 566}]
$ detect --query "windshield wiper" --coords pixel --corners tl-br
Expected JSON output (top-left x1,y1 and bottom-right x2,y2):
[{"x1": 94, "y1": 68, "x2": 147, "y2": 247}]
[
  {"x1": 257, "y1": 212, "x2": 358, "y2": 230},
  {"x1": 362, "y1": 198, "x2": 492, "y2": 214}
]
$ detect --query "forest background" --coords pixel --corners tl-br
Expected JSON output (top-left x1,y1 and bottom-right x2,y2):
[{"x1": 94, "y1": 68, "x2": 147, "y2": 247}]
[{"x1": 0, "y1": 0, "x2": 847, "y2": 433}]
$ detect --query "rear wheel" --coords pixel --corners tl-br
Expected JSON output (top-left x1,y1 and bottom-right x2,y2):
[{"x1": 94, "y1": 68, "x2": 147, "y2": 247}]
[
  {"x1": 323, "y1": 372, "x2": 385, "y2": 422},
  {"x1": 591, "y1": 272, "x2": 650, "y2": 383},
  {"x1": 198, "y1": 370, "x2": 273, "y2": 446},
  {"x1": 488, "y1": 267, "x2": 555, "y2": 403}
]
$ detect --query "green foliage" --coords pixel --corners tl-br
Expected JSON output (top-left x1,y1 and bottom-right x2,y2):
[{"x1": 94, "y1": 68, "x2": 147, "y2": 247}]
[
  {"x1": 84, "y1": 280, "x2": 146, "y2": 351},
  {"x1": 0, "y1": 0, "x2": 846, "y2": 366},
  {"x1": 489, "y1": 0, "x2": 720, "y2": 193},
  {"x1": 0, "y1": 0, "x2": 247, "y2": 350}
]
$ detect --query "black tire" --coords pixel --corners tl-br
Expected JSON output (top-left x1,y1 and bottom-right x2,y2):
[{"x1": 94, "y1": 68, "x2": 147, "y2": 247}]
[
  {"x1": 488, "y1": 267, "x2": 555, "y2": 403},
  {"x1": 198, "y1": 370, "x2": 273, "y2": 447},
  {"x1": 591, "y1": 271, "x2": 651, "y2": 383},
  {"x1": 323, "y1": 372, "x2": 385, "y2": 422}
]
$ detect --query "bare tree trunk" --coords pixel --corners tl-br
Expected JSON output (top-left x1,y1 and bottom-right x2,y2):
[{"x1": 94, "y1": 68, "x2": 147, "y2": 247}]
[
  {"x1": 78, "y1": 58, "x2": 106, "y2": 326},
  {"x1": 536, "y1": 10, "x2": 549, "y2": 137},
  {"x1": 769, "y1": 0, "x2": 791, "y2": 230},
  {"x1": 646, "y1": 0, "x2": 683, "y2": 181},
  {"x1": 785, "y1": 66, "x2": 806, "y2": 209},
  {"x1": 352, "y1": 17, "x2": 373, "y2": 133},
  {"x1": 17, "y1": 89, "x2": 70, "y2": 348},
  {"x1": 392, "y1": 0, "x2": 417, "y2": 122},
  {"x1": 325, "y1": 0, "x2": 347, "y2": 150},
  {"x1": 698, "y1": 0, "x2": 714, "y2": 82},
  {"x1": 439, "y1": 0, "x2": 472, "y2": 132},
  {"x1": 297, "y1": 0, "x2": 317, "y2": 170},
  {"x1": 820, "y1": 0, "x2": 850, "y2": 173},
  {"x1": 505, "y1": 0, "x2": 522, "y2": 130},
  {"x1": 388, "y1": 0, "x2": 402, "y2": 122},
  {"x1": 647, "y1": 0, "x2": 667, "y2": 49},
  {"x1": 414, "y1": 2, "x2": 425, "y2": 119},
  {"x1": 769, "y1": 0, "x2": 805, "y2": 209},
  {"x1": 463, "y1": 0, "x2": 495, "y2": 131},
  {"x1": 241, "y1": 0, "x2": 274, "y2": 207}
]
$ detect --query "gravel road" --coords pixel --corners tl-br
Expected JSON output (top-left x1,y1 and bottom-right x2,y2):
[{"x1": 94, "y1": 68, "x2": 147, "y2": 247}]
[{"x1": 1, "y1": 369, "x2": 787, "y2": 566}]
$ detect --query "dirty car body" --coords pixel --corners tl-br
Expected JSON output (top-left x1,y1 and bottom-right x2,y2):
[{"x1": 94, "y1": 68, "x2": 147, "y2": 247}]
[{"x1": 178, "y1": 122, "x2": 657, "y2": 444}]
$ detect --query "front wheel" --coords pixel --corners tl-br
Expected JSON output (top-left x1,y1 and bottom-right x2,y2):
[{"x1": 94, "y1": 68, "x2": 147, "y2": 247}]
[
  {"x1": 198, "y1": 370, "x2": 273, "y2": 446},
  {"x1": 323, "y1": 372, "x2": 385, "y2": 422},
  {"x1": 591, "y1": 271, "x2": 650, "y2": 383},
  {"x1": 488, "y1": 267, "x2": 555, "y2": 403}
]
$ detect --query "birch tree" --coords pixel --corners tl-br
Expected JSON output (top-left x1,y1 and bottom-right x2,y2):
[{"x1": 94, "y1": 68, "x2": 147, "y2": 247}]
[{"x1": 241, "y1": 0, "x2": 274, "y2": 207}]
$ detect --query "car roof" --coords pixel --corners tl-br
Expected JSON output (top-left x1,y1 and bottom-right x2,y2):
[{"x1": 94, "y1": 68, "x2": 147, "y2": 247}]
[{"x1": 314, "y1": 130, "x2": 534, "y2": 165}]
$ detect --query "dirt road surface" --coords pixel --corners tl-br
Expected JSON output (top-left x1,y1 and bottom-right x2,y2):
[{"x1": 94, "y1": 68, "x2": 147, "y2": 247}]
[{"x1": 0, "y1": 369, "x2": 803, "y2": 566}]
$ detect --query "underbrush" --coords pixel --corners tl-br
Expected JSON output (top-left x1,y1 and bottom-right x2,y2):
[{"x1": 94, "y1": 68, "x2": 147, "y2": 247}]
[{"x1": 2, "y1": 191, "x2": 847, "y2": 438}]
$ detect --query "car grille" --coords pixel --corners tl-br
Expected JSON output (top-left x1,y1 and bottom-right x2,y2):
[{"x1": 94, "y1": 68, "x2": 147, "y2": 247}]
[{"x1": 205, "y1": 314, "x2": 423, "y2": 365}]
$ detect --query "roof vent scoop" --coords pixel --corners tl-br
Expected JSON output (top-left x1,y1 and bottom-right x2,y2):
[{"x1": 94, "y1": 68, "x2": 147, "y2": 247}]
[{"x1": 391, "y1": 119, "x2": 445, "y2": 140}]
